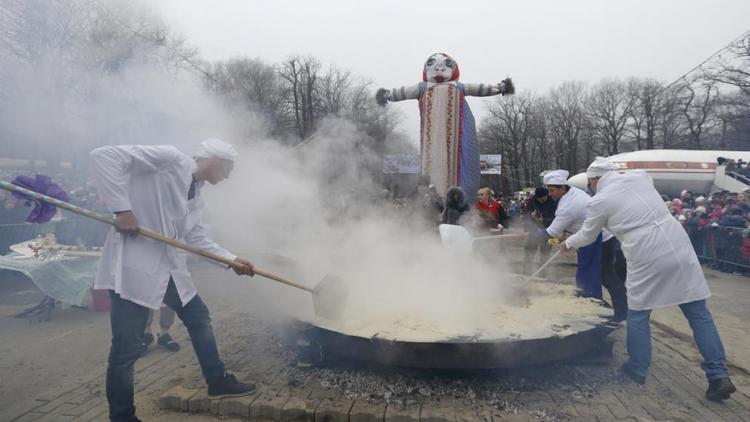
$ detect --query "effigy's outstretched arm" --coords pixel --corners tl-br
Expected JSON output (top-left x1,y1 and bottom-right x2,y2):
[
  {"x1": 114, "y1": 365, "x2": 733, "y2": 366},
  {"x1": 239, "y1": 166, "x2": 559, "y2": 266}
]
[
  {"x1": 375, "y1": 84, "x2": 421, "y2": 106},
  {"x1": 463, "y1": 78, "x2": 515, "y2": 97}
]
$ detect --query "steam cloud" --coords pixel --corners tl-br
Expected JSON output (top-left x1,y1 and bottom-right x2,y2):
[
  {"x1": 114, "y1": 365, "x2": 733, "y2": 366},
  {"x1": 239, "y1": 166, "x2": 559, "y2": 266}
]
[{"x1": 2, "y1": 0, "x2": 519, "y2": 332}]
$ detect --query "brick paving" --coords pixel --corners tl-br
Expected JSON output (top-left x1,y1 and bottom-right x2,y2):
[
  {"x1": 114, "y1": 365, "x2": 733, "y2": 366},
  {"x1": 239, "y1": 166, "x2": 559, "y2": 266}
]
[
  {"x1": 3, "y1": 262, "x2": 750, "y2": 422},
  {"x1": 1, "y1": 335, "x2": 198, "y2": 422},
  {"x1": 4, "y1": 309, "x2": 750, "y2": 422}
]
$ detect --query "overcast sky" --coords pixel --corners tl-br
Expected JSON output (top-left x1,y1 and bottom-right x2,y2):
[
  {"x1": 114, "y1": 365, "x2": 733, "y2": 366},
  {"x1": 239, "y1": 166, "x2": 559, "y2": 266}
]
[{"x1": 154, "y1": 0, "x2": 750, "y2": 141}]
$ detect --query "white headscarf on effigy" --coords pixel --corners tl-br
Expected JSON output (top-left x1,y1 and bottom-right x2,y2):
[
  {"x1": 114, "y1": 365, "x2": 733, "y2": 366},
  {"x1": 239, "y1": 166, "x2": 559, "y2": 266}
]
[
  {"x1": 195, "y1": 138, "x2": 237, "y2": 161},
  {"x1": 586, "y1": 156, "x2": 617, "y2": 179},
  {"x1": 543, "y1": 169, "x2": 570, "y2": 186}
]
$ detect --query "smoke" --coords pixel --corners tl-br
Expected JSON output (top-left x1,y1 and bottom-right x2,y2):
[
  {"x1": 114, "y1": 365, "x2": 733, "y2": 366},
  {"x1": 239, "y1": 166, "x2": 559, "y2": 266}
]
[
  {"x1": 0, "y1": 0, "x2": 262, "y2": 166},
  {"x1": 203, "y1": 117, "x2": 517, "y2": 329},
  {"x1": 1, "y1": 0, "x2": 519, "y2": 334}
]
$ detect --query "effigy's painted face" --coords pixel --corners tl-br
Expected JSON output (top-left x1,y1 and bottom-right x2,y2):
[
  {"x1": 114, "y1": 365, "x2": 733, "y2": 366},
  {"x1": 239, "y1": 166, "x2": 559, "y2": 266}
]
[{"x1": 423, "y1": 53, "x2": 460, "y2": 83}]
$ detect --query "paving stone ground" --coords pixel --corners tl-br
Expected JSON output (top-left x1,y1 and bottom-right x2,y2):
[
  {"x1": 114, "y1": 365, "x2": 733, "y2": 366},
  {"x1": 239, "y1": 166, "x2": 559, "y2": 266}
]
[
  {"x1": 6, "y1": 310, "x2": 750, "y2": 421},
  {"x1": 3, "y1": 264, "x2": 750, "y2": 421}
]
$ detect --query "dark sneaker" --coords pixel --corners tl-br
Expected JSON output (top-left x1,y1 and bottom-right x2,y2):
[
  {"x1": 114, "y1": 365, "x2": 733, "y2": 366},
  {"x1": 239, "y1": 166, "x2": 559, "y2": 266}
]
[
  {"x1": 208, "y1": 373, "x2": 256, "y2": 398},
  {"x1": 157, "y1": 333, "x2": 180, "y2": 352},
  {"x1": 621, "y1": 362, "x2": 646, "y2": 385},
  {"x1": 706, "y1": 377, "x2": 736, "y2": 401}
]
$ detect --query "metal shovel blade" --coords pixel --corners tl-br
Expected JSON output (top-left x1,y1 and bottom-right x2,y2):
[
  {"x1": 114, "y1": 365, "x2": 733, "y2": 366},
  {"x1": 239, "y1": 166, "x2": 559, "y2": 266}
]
[
  {"x1": 438, "y1": 224, "x2": 473, "y2": 254},
  {"x1": 312, "y1": 274, "x2": 348, "y2": 320}
]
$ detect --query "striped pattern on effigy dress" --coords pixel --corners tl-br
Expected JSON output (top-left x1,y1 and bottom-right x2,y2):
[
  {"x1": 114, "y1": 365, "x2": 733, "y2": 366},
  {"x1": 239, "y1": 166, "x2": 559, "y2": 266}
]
[{"x1": 389, "y1": 81, "x2": 504, "y2": 204}]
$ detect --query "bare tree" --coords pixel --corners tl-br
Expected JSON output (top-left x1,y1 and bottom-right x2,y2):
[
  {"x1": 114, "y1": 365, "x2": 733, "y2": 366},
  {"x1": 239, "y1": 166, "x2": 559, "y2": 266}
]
[
  {"x1": 704, "y1": 33, "x2": 750, "y2": 95},
  {"x1": 0, "y1": 0, "x2": 203, "y2": 167},
  {"x1": 347, "y1": 80, "x2": 402, "y2": 151},
  {"x1": 279, "y1": 55, "x2": 322, "y2": 140},
  {"x1": 627, "y1": 78, "x2": 666, "y2": 150},
  {"x1": 318, "y1": 65, "x2": 352, "y2": 116},
  {"x1": 207, "y1": 58, "x2": 287, "y2": 137},
  {"x1": 0, "y1": 0, "x2": 93, "y2": 165},
  {"x1": 711, "y1": 92, "x2": 750, "y2": 150},
  {"x1": 479, "y1": 93, "x2": 552, "y2": 190},
  {"x1": 547, "y1": 81, "x2": 588, "y2": 171},
  {"x1": 676, "y1": 78, "x2": 720, "y2": 149},
  {"x1": 586, "y1": 78, "x2": 635, "y2": 155}
]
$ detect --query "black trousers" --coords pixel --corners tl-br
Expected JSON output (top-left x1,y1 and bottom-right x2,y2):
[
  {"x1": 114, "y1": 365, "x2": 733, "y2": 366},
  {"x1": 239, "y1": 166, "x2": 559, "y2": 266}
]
[{"x1": 601, "y1": 237, "x2": 628, "y2": 318}]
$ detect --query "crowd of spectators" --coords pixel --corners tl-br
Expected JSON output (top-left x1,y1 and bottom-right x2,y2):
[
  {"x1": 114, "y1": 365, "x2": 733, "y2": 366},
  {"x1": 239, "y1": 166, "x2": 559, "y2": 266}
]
[
  {"x1": 722, "y1": 158, "x2": 750, "y2": 181},
  {"x1": 669, "y1": 188, "x2": 750, "y2": 275},
  {"x1": 7, "y1": 163, "x2": 750, "y2": 277},
  {"x1": 405, "y1": 176, "x2": 750, "y2": 277}
]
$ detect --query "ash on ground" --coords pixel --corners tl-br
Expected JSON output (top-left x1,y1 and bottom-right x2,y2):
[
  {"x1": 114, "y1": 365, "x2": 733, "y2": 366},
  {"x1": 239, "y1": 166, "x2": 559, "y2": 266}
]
[{"x1": 225, "y1": 314, "x2": 629, "y2": 421}]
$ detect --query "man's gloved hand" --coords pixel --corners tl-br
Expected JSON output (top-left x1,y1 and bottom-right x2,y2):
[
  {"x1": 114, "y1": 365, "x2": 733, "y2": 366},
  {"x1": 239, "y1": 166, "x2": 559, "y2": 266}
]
[
  {"x1": 547, "y1": 237, "x2": 563, "y2": 246},
  {"x1": 114, "y1": 210, "x2": 140, "y2": 236},
  {"x1": 232, "y1": 257, "x2": 255, "y2": 276}
]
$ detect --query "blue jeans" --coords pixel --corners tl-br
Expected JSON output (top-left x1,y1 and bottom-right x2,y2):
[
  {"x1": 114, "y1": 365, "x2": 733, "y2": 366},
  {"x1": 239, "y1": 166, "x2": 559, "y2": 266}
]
[
  {"x1": 576, "y1": 233, "x2": 603, "y2": 299},
  {"x1": 626, "y1": 299, "x2": 729, "y2": 381},
  {"x1": 106, "y1": 279, "x2": 225, "y2": 421}
]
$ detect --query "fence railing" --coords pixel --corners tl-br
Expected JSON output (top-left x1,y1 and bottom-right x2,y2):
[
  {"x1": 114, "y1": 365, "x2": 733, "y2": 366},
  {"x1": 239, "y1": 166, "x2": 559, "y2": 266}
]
[
  {"x1": 687, "y1": 225, "x2": 750, "y2": 271},
  {"x1": 725, "y1": 168, "x2": 750, "y2": 185}
]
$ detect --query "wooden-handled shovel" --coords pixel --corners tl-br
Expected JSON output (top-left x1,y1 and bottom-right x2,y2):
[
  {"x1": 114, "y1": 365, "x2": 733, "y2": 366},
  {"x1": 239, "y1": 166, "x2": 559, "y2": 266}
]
[
  {"x1": 520, "y1": 250, "x2": 562, "y2": 288},
  {"x1": 0, "y1": 180, "x2": 347, "y2": 319}
]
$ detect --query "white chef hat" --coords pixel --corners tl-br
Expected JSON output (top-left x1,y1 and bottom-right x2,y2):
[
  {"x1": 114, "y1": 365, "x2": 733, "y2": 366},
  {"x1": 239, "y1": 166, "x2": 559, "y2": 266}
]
[
  {"x1": 195, "y1": 138, "x2": 238, "y2": 161},
  {"x1": 543, "y1": 169, "x2": 570, "y2": 186},
  {"x1": 586, "y1": 156, "x2": 617, "y2": 178}
]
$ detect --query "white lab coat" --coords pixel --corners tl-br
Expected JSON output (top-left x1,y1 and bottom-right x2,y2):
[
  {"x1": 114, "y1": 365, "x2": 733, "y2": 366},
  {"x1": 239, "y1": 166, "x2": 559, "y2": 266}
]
[
  {"x1": 546, "y1": 186, "x2": 612, "y2": 241},
  {"x1": 546, "y1": 186, "x2": 613, "y2": 241},
  {"x1": 90, "y1": 145, "x2": 236, "y2": 310},
  {"x1": 565, "y1": 170, "x2": 710, "y2": 310}
]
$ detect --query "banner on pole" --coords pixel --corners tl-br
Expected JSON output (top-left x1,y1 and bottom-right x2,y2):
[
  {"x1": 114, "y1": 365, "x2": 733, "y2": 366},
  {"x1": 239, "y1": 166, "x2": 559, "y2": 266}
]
[
  {"x1": 383, "y1": 155, "x2": 420, "y2": 174},
  {"x1": 480, "y1": 154, "x2": 502, "y2": 174}
]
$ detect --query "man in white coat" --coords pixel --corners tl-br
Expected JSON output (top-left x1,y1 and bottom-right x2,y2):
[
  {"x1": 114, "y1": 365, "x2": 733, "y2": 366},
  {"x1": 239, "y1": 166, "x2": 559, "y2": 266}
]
[
  {"x1": 91, "y1": 139, "x2": 256, "y2": 422},
  {"x1": 562, "y1": 157, "x2": 735, "y2": 401},
  {"x1": 526, "y1": 170, "x2": 604, "y2": 298}
]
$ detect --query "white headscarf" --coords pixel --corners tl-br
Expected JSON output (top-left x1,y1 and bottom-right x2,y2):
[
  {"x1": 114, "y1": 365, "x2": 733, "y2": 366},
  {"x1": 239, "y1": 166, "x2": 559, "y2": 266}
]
[
  {"x1": 195, "y1": 138, "x2": 237, "y2": 161},
  {"x1": 543, "y1": 169, "x2": 570, "y2": 186},
  {"x1": 586, "y1": 156, "x2": 617, "y2": 178}
]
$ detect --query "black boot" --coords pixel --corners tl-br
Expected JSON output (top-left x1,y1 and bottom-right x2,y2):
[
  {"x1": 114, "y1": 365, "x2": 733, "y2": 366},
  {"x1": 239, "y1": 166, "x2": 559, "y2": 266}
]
[
  {"x1": 706, "y1": 377, "x2": 736, "y2": 401},
  {"x1": 208, "y1": 372, "x2": 256, "y2": 398},
  {"x1": 621, "y1": 362, "x2": 646, "y2": 385}
]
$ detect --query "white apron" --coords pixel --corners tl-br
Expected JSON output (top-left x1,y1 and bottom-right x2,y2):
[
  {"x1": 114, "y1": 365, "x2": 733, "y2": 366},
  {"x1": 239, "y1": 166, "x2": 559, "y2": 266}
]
[{"x1": 565, "y1": 170, "x2": 710, "y2": 310}]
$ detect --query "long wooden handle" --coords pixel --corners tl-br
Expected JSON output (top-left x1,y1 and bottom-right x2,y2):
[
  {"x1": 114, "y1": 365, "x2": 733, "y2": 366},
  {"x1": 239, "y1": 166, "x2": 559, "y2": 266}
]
[
  {"x1": 472, "y1": 233, "x2": 518, "y2": 241},
  {"x1": 0, "y1": 180, "x2": 313, "y2": 293},
  {"x1": 136, "y1": 229, "x2": 312, "y2": 293},
  {"x1": 522, "y1": 250, "x2": 561, "y2": 287},
  {"x1": 1, "y1": 180, "x2": 115, "y2": 226}
]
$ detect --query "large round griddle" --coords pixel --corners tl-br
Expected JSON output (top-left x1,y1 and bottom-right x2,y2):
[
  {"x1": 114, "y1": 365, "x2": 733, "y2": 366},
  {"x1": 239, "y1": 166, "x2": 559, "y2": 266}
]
[{"x1": 294, "y1": 302, "x2": 619, "y2": 370}]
